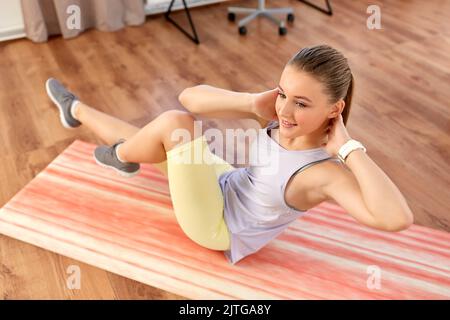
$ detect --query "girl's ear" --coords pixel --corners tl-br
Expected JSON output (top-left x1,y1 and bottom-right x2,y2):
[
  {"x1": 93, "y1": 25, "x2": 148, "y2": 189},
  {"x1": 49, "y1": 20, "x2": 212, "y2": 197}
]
[
  {"x1": 330, "y1": 100, "x2": 344, "y2": 117},
  {"x1": 337, "y1": 99, "x2": 345, "y2": 114}
]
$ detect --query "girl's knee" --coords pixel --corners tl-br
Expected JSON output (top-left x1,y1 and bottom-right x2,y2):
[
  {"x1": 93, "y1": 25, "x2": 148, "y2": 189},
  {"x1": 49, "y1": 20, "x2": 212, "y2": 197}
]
[
  {"x1": 159, "y1": 110, "x2": 196, "y2": 128},
  {"x1": 160, "y1": 110, "x2": 198, "y2": 152}
]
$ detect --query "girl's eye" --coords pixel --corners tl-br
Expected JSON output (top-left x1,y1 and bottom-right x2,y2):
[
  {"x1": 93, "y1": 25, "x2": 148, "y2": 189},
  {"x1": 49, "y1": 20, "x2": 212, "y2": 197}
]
[{"x1": 277, "y1": 92, "x2": 307, "y2": 108}]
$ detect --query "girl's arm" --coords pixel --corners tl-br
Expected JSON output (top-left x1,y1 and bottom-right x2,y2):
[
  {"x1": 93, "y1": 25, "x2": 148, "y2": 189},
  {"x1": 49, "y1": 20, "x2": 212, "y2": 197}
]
[
  {"x1": 178, "y1": 85, "x2": 277, "y2": 127},
  {"x1": 321, "y1": 114, "x2": 414, "y2": 232},
  {"x1": 178, "y1": 85, "x2": 257, "y2": 119},
  {"x1": 323, "y1": 150, "x2": 414, "y2": 232},
  {"x1": 344, "y1": 149, "x2": 414, "y2": 230}
]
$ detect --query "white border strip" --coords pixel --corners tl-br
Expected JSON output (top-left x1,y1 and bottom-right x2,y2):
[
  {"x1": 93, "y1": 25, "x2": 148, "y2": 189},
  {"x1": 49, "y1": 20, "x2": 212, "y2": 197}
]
[{"x1": 0, "y1": 24, "x2": 25, "y2": 42}]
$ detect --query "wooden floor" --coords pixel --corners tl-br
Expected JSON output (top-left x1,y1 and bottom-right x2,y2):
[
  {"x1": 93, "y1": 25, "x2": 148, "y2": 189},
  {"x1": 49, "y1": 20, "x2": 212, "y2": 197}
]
[{"x1": 0, "y1": 0, "x2": 449, "y2": 299}]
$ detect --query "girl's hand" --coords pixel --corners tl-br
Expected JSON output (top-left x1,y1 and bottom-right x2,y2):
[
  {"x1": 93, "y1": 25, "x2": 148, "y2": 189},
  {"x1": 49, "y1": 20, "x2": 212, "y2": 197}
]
[
  {"x1": 322, "y1": 114, "x2": 352, "y2": 156},
  {"x1": 251, "y1": 88, "x2": 279, "y2": 121}
]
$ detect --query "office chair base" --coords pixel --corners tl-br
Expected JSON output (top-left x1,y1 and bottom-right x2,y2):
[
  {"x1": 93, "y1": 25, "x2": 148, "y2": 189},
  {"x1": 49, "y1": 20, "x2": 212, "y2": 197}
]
[{"x1": 228, "y1": 6, "x2": 294, "y2": 35}]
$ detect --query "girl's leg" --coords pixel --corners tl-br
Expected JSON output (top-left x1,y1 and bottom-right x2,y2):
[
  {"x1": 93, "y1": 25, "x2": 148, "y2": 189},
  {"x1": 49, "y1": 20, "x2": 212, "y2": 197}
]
[
  {"x1": 76, "y1": 103, "x2": 208, "y2": 177},
  {"x1": 109, "y1": 109, "x2": 199, "y2": 165},
  {"x1": 75, "y1": 102, "x2": 179, "y2": 176},
  {"x1": 74, "y1": 102, "x2": 140, "y2": 145},
  {"x1": 166, "y1": 134, "x2": 233, "y2": 251},
  {"x1": 76, "y1": 102, "x2": 197, "y2": 165},
  {"x1": 79, "y1": 103, "x2": 232, "y2": 250},
  {"x1": 120, "y1": 111, "x2": 232, "y2": 250}
]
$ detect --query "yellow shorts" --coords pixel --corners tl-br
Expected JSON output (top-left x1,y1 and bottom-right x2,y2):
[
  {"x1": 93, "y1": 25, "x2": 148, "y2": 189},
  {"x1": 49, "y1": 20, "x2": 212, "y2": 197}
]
[{"x1": 151, "y1": 135, "x2": 235, "y2": 251}]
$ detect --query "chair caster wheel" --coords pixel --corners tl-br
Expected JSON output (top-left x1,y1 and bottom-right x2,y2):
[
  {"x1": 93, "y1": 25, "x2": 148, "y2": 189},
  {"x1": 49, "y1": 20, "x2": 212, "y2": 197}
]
[
  {"x1": 228, "y1": 12, "x2": 236, "y2": 22},
  {"x1": 239, "y1": 26, "x2": 247, "y2": 35},
  {"x1": 279, "y1": 26, "x2": 287, "y2": 36},
  {"x1": 287, "y1": 13, "x2": 295, "y2": 23}
]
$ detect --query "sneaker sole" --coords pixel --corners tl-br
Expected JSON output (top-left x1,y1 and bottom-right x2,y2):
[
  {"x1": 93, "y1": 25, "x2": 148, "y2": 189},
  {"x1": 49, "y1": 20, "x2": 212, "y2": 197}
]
[
  {"x1": 45, "y1": 79, "x2": 79, "y2": 130},
  {"x1": 93, "y1": 153, "x2": 140, "y2": 178}
]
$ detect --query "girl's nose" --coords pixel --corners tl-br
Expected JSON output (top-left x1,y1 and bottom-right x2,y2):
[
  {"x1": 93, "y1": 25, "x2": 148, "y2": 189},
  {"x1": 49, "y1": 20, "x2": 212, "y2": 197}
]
[{"x1": 278, "y1": 102, "x2": 293, "y2": 117}]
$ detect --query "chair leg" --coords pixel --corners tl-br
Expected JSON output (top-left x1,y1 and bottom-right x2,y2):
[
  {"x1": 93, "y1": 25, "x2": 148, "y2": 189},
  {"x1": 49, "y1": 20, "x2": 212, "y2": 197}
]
[
  {"x1": 298, "y1": 0, "x2": 333, "y2": 16},
  {"x1": 165, "y1": 0, "x2": 200, "y2": 44}
]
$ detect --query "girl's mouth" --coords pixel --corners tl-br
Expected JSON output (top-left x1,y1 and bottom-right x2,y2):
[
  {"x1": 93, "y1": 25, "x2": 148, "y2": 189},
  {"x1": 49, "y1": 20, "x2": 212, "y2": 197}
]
[{"x1": 281, "y1": 119, "x2": 297, "y2": 128}]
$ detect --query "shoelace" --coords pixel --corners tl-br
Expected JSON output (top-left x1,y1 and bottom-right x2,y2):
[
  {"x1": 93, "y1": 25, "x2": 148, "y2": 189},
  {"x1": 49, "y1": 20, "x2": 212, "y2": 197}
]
[{"x1": 61, "y1": 91, "x2": 76, "y2": 105}]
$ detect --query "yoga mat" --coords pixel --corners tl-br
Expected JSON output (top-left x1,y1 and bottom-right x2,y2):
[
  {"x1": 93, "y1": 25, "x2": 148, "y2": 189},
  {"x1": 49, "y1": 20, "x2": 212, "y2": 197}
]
[{"x1": 0, "y1": 140, "x2": 449, "y2": 299}]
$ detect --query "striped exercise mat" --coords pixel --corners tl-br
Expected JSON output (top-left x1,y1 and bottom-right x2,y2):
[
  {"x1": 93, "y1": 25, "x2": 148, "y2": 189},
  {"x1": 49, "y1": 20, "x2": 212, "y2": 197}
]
[{"x1": 0, "y1": 140, "x2": 449, "y2": 299}]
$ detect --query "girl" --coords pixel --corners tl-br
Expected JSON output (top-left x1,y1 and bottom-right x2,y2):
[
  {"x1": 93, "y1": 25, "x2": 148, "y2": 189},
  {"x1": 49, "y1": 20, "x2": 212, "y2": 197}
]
[{"x1": 46, "y1": 44, "x2": 413, "y2": 265}]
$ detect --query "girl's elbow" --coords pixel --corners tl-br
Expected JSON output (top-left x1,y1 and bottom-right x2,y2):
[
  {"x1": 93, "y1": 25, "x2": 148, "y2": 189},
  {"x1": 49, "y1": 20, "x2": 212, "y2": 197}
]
[
  {"x1": 378, "y1": 212, "x2": 414, "y2": 232},
  {"x1": 178, "y1": 88, "x2": 192, "y2": 105},
  {"x1": 384, "y1": 221, "x2": 412, "y2": 232},
  {"x1": 400, "y1": 208, "x2": 415, "y2": 230},
  {"x1": 178, "y1": 88, "x2": 198, "y2": 113}
]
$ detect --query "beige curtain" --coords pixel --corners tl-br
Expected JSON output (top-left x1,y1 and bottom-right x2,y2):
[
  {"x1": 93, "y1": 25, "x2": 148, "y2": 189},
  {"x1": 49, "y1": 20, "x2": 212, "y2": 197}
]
[{"x1": 20, "y1": 0, "x2": 146, "y2": 42}]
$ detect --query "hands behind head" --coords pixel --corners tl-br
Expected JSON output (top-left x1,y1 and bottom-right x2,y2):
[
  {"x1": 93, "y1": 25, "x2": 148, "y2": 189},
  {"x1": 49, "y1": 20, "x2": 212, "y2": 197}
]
[
  {"x1": 322, "y1": 114, "x2": 352, "y2": 156},
  {"x1": 251, "y1": 88, "x2": 279, "y2": 122}
]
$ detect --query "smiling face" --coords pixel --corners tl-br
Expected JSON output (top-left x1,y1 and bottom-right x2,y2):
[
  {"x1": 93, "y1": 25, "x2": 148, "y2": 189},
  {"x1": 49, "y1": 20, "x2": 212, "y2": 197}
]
[{"x1": 275, "y1": 66, "x2": 344, "y2": 147}]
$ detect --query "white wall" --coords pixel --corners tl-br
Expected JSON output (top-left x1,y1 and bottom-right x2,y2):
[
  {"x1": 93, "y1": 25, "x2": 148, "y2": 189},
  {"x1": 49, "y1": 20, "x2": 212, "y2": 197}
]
[{"x1": 0, "y1": 0, "x2": 25, "y2": 41}]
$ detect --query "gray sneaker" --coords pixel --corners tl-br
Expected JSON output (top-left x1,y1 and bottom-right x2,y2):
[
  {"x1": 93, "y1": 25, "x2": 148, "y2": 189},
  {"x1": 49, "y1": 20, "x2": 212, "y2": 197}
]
[
  {"x1": 46, "y1": 78, "x2": 81, "y2": 129},
  {"x1": 94, "y1": 139, "x2": 140, "y2": 178}
]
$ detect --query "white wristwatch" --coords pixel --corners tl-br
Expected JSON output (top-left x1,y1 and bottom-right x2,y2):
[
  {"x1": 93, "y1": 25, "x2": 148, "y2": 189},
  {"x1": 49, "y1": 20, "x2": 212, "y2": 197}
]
[{"x1": 337, "y1": 139, "x2": 366, "y2": 163}]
